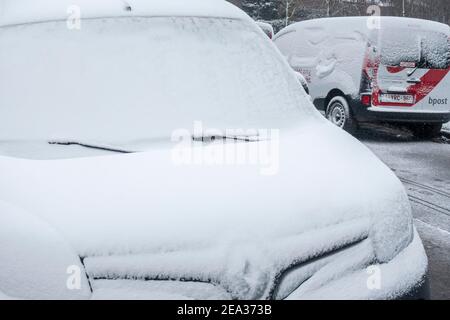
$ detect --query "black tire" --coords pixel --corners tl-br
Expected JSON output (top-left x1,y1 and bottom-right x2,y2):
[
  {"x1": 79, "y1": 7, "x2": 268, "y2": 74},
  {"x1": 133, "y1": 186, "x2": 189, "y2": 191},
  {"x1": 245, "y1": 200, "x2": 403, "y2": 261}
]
[
  {"x1": 326, "y1": 96, "x2": 358, "y2": 134},
  {"x1": 409, "y1": 123, "x2": 442, "y2": 139}
]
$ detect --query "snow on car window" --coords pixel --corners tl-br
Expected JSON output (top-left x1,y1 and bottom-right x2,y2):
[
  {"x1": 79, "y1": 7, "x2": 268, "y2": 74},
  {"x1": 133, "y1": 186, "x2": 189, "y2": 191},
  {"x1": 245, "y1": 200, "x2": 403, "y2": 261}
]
[
  {"x1": 379, "y1": 30, "x2": 421, "y2": 67},
  {"x1": 380, "y1": 28, "x2": 450, "y2": 69},
  {"x1": 0, "y1": 17, "x2": 313, "y2": 144},
  {"x1": 420, "y1": 32, "x2": 450, "y2": 69}
]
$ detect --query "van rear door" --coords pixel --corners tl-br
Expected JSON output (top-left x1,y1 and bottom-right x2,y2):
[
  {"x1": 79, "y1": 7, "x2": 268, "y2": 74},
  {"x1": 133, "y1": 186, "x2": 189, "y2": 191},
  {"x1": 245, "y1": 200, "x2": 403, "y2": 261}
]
[{"x1": 372, "y1": 26, "x2": 450, "y2": 113}]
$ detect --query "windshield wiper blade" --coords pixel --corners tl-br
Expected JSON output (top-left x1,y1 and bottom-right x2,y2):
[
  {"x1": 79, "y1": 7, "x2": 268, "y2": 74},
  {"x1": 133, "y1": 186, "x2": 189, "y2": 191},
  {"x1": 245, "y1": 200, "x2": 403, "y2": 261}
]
[
  {"x1": 48, "y1": 141, "x2": 134, "y2": 154},
  {"x1": 192, "y1": 135, "x2": 261, "y2": 143}
]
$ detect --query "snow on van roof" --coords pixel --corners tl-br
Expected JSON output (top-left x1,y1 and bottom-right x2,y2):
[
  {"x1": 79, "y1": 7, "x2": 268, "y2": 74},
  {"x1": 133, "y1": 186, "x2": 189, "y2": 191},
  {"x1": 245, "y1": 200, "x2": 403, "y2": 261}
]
[
  {"x1": 275, "y1": 16, "x2": 450, "y2": 39},
  {"x1": 0, "y1": 0, "x2": 248, "y2": 27}
]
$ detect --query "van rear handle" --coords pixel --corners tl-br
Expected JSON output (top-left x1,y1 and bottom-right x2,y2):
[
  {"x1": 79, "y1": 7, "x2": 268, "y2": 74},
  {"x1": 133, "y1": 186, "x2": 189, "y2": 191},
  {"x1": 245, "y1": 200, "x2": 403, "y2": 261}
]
[{"x1": 407, "y1": 78, "x2": 421, "y2": 84}]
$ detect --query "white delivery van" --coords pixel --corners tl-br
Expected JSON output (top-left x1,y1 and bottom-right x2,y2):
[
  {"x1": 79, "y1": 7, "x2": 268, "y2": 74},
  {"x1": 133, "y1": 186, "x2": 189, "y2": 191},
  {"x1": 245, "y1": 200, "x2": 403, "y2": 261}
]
[{"x1": 274, "y1": 17, "x2": 450, "y2": 137}]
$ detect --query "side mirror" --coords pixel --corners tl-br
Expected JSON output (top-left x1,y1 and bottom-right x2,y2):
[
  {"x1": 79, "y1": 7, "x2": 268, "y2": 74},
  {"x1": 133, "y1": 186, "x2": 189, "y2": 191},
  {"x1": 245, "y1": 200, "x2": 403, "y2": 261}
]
[
  {"x1": 295, "y1": 72, "x2": 310, "y2": 95},
  {"x1": 256, "y1": 21, "x2": 274, "y2": 40}
]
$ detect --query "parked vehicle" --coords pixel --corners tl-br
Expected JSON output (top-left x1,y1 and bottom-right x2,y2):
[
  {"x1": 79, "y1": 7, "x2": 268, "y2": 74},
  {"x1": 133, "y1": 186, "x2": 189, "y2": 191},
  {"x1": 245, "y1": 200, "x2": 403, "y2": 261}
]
[
  {"x1": 0, "y1": 1, "x2": 428, "y2": 300},
  {"x1": 274, "y1": 17, "x2": 450, "y2": 137}
]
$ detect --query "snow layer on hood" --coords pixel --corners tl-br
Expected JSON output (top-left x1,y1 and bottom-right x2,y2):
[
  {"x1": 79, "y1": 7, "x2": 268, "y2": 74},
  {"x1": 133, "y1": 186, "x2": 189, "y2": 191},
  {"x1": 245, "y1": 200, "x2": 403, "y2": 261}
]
[
  {"x1": 0, "y1": 201, "x2": 91, "y2": 300},
  {"x1": 0, "y1": 123, "x2": 415, "y2": 299},
  {"x1": 0, "y1": 0, "x2": 248, "y2": 27},
  {"x1": 0, "y1": 124, "x2": 410, "y2": 256}
]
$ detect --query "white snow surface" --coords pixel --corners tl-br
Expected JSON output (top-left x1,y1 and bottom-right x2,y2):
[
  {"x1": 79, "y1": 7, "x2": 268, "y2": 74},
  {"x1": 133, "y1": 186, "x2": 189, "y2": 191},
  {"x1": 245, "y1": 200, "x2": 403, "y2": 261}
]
[
  {"x1": 0, "y1": 123, "x2": 418, "y2": 299},
  {"x1": 444, "y1": 122, "x2": 450, "y2": 132},
  {"x1": 287, "y1": 229, "x2": 428, "y2": 300},
  {"x1": 0, "y1": 201, "x2": 91, "y2": 300},
  {"x1": 91, "y1": 280, "x2": 231, "y2": 300},
  {"x1": 0, "y1": 0, "x2": 248, "y2": 27},
  {"x1": 0, "y1": 16, "x2": 308, "y2": 142},
  {"x1": 0, "y1": 290, "x2": 14, "y2": 300},
  {"x1": 0, "y1": 11, "x2": 427, "y2": 299}
]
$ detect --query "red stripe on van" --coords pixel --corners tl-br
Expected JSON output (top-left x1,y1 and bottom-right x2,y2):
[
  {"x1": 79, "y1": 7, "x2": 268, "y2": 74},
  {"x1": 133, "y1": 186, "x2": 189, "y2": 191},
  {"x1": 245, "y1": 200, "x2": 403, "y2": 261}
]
[
  {"x1": 372, "y1": 68, "x2": 449, "y2": 107},
  {"x1": 386, "y1": 66, "x2": 406, "y2": 73},
  {"x1": 408, "y1": 68, "x2": 450, "y2": 104}
]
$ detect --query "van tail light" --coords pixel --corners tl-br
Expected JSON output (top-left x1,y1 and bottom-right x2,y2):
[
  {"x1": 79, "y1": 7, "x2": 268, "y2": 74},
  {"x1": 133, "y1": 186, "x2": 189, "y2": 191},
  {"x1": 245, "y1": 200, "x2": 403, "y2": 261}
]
[{"x1": 361, "y1": 94, "x2": 372, "y2": 106}]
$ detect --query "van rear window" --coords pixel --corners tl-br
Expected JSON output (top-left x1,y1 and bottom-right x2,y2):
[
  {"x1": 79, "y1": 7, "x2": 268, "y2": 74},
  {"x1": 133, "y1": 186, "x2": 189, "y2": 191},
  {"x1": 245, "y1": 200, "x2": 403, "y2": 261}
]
[{"x1": 379, "y1": 29, "x2": 450, "y2": 70}]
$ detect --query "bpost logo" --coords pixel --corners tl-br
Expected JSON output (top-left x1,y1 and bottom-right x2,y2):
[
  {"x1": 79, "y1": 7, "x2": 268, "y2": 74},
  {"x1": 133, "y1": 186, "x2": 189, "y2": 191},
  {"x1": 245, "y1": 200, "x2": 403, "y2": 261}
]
[{"x1": 429, "y1": 97, "x2": 448, "y2": 106}]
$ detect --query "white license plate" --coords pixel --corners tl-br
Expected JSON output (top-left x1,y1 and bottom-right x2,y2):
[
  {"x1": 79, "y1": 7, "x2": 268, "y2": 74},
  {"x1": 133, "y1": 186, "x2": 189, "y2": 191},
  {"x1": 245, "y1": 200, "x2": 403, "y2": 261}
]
[{"x1": 379, "y1": 94, "x2": 414, "y2": 104}]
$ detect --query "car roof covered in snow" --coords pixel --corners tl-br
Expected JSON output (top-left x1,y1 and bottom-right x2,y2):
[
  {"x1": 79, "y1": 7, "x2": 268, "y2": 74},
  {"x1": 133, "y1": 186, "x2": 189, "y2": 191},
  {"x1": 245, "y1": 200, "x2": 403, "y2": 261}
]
[
  {"x1": 275, "y1": 16, "x2": 450, "y2": 40},
  {"x1": 0, "y1": 0, "x2": 249, "y2": 28}
]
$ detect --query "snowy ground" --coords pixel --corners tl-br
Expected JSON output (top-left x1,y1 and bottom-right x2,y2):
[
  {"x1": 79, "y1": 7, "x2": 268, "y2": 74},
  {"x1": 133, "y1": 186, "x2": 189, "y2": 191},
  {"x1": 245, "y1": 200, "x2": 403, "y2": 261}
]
[
  {"x1": 358, "y1": 124, "x2": 450, "y2": 300},
  {"x1": 444, "y1": 122, "x2": 450, "y2": 133}
]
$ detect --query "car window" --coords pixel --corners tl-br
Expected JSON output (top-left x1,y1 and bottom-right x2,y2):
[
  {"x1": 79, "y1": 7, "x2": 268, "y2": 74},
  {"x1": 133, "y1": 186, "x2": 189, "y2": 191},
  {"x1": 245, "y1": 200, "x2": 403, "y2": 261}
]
[
  {"x1": 0, "y1": 17, "x2": 313, "y2": 144},
  {"x1": 379, "y1": 28, "x2": 450, "y2": 69}
]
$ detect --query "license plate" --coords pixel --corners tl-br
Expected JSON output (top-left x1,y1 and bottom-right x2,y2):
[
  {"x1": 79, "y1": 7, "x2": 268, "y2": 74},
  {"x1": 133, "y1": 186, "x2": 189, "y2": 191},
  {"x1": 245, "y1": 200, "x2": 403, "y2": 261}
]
[{"x1": 379, "y1": 94, "x2": 414, "y2": 104}]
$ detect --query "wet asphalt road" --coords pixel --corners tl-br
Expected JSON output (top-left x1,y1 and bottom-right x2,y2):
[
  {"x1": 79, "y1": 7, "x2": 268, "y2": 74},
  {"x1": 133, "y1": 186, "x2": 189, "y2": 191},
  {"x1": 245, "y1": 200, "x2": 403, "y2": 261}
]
[{"x1": 358, "y1": 124, "x2": 450, "y2": 300}]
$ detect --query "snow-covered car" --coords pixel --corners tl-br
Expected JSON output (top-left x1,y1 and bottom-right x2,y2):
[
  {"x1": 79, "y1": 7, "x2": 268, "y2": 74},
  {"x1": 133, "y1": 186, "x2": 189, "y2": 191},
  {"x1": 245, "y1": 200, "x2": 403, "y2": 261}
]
[
  {"x1": 0, "y1": 0, "x2": 429, "y2": 300},
  {"x1": 274, "y1": 17, "x2": 450, "y2": 137}
]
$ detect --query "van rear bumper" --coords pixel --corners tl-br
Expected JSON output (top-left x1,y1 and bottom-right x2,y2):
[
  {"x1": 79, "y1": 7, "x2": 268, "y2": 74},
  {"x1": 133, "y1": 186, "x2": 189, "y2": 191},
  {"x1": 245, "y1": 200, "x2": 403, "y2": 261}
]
[
  {"x1": 349, "y1": 99, "x2": 450, "y2": 124},
  {"x1": 361, "y1": 110, "x2": 450, "y2": 123}
]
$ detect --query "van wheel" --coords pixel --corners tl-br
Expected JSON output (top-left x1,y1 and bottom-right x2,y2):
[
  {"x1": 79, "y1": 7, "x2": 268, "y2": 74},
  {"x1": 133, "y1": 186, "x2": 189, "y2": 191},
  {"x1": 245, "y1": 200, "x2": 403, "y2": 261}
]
[
  {"x1": 326, "y1": 96, "x2": 358, "y2": 134},
  {"x1": 409, "y1": 123, "x2": 442, "y2": 139}
]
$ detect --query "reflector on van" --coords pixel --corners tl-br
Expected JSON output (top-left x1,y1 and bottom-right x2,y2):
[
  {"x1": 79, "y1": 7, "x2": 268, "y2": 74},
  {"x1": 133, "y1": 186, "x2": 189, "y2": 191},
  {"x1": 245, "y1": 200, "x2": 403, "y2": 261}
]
[{"x1": 361, "y1": 94, "x2": 372, "y2": 106}]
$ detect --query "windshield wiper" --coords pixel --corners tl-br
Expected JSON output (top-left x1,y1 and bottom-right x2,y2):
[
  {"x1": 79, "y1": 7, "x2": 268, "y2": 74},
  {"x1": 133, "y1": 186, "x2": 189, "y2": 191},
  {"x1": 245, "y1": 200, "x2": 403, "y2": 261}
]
[
  {"x1": 192, "y1": 135, "x2": 261, "y2": 143},
  {"x1": 48, "y1": 141, "x2": 135, "y2": 154}
]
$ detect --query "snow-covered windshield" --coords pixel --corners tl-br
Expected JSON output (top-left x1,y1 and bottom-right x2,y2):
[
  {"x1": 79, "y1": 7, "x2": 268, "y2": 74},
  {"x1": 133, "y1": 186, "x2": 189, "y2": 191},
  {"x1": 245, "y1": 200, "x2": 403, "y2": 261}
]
[
  {"x1": 379, "y1": 28, "x2": 450, "y2": 69},
  {"x1": 0, "y1": 17, "x2": 310, "y2": 145}
]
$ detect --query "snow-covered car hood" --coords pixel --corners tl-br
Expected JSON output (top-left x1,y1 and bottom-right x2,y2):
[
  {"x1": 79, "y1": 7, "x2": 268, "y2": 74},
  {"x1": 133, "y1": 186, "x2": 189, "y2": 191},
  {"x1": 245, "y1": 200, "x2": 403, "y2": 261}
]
[{"x1": 0, "y1": 123, "x2": 413, "y2": 299}]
